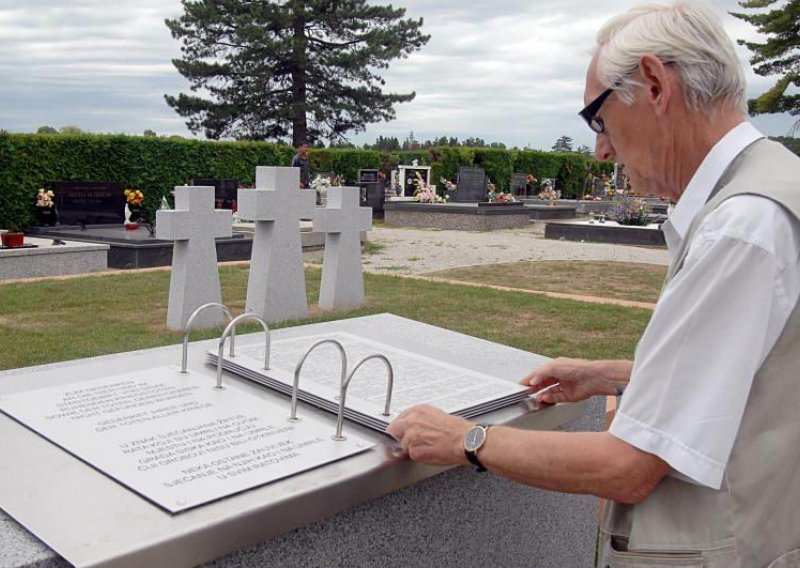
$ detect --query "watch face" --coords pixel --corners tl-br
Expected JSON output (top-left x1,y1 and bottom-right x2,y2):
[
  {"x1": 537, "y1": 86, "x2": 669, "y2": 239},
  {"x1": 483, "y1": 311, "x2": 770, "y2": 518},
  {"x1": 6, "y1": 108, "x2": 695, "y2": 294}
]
[{"x1": 464, "y1": 426, "x2": 486, "y2": 452}]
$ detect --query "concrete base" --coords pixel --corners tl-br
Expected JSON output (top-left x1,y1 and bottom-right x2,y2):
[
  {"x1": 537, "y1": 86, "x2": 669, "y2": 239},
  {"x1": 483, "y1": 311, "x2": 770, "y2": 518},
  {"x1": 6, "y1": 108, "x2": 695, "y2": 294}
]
[
  {"x1": 521, "y1": 198, "x2": 669, "y2": 216},
  {"x1": 524, "y1": 204, "x2": 577, "y2": 220},
  {"x1": 28, "y1": 224, "x2": 351, "y2": 269},
  {"x1": 0, "y1": 236, "x2": 108, "y2": 280},
  {"x1": 384, "y1": 202, "x2": 530, "y2": 231},
  {"x1": 545, "y1": 220, "x2": 666, "y2": 247}
]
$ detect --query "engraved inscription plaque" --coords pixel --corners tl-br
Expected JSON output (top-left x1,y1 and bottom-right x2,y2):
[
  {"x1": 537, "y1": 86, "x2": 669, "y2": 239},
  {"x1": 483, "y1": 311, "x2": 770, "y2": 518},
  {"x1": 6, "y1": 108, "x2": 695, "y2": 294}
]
[{"x1": 0, "y1": 370, "x2": 373, "y2": 513}]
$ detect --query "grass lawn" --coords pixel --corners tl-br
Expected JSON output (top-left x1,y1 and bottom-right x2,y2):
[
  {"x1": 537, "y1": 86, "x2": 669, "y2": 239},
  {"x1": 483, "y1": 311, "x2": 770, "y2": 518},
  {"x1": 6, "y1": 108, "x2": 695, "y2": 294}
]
[
  {"x1": 0, "y1": 265, "x2": 654, "y2": 371},
  {"x1": 427, "y1": 260, "x2": 667, "y2": 304}
]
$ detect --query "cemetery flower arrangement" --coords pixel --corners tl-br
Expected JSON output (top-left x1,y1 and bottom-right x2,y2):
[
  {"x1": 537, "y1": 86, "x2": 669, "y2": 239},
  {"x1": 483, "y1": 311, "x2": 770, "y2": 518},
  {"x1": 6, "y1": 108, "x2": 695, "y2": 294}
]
[
  {"x1": 310, "y1": 174, "x2": 344, "y2": 197},
  {"x1": 311, "y1": 175, "x2": 331, "y2": 196},
  {"x1": 35, "y1": 188, "x2": 55, "y2": 208},
  {"x1": 612, "y1": 195, "x2": 651, "y2": 226},
  {"x1": 538, "y1": 184, "x2": 558, "y2": 201},
  {"x1": 439, "y1": 177, "x2": 457, "y2": 192},
  {"x1": 413, "y1": 172, "x2": 446, "y2": 203},
  {"x1": 494, "y1": 192, "x2": 517, "y2": 203},
  {"x1": 124, "y1": 189, "x2": 144, "y2": 207}
]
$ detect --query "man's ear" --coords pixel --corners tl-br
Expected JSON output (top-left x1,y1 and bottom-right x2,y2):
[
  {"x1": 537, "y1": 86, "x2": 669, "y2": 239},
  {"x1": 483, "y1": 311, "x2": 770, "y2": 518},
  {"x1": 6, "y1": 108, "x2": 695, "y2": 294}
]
[{"x1": 639, "y1": 54, "x2": 671, "y2": 116}]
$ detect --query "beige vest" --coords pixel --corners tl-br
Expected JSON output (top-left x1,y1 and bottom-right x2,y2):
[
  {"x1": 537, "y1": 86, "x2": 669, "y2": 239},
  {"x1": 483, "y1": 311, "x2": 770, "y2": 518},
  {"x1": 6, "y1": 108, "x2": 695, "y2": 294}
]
[{"x1": 599, "y1": 139, "x2": 800, "y2": 568}]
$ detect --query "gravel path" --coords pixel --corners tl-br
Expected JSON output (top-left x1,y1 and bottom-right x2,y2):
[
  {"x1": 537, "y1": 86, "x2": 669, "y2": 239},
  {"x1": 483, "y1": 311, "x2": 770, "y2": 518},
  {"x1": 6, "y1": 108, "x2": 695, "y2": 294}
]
[{"x1": 359, "y1": 222, "x2": 670, "y2": 275}]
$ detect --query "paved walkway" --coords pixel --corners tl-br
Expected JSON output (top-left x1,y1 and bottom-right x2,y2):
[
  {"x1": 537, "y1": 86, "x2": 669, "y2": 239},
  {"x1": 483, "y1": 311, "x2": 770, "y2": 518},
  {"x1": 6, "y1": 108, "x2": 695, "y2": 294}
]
[{"x1": 360, "y1": 223, "x2": 670, "y2": 275}]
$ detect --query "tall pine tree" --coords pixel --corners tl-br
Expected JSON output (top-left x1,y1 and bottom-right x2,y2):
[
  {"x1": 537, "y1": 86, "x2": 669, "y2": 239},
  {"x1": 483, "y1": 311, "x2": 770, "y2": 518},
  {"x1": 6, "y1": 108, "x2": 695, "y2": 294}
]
[
  {"x1": 165, "y1": 1, "x2": 429, "y2": 144},
  {"x1": 732, "y1": 1, "x2": 800, "y2": 126}
]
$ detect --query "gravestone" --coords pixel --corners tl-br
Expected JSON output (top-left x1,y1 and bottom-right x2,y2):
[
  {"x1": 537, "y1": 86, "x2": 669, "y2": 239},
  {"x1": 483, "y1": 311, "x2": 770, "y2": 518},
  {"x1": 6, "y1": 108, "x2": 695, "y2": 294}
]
[
  {"x1": 239, "y1": 166, "x2": 316, "y2": 323},
  {"x1": 398, "y1": 165, "x2": 431, "y2": 197},
  {"x1": 313, "y1": 186, "x2": 372, "y2": 310},
  {"x1": 358, "y1": 169, "x2": 384, "y2": 213},
  {"x1": 454, "y1": 167, "x2": 488, "y2": 202},
  {"x1": 511, "y1": 173, "x2": 528, "y2": 196},
  {"x1": 156, "y1": 186, "x2": 232, "y2": 330},
  {"x1": 53, "y1": 181, "x2": 125, "y2": 225},
  {"x1": 192, "y1": 178, "x2": 239, "y2": 210}
]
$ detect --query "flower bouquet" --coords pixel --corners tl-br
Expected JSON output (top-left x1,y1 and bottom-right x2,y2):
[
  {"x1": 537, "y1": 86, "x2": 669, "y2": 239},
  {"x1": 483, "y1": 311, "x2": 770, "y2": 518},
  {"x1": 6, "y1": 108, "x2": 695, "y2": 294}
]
[
  {"x1": 123, "y1": 189, "x2": 144, "y2": 229},
  {"x1": 413, "y1": 172, "x2": 446, "y2": 204},
  {"x1": 35, "y1": 188, "x2": 58, "y2": 226},
  {"x1": 612, "y1": 196, "x2": 651, "y2": 226}
]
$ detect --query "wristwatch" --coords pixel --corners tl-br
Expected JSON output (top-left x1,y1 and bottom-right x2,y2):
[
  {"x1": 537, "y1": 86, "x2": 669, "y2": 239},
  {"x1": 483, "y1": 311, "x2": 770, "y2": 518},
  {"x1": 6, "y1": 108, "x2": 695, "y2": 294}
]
[{"x1": 464, "y1": 424, "x2": 491, "y2": 472}]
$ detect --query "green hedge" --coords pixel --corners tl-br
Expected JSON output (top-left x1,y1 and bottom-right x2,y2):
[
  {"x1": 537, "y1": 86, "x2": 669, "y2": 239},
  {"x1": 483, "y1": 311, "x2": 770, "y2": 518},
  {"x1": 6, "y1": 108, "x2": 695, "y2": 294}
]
[{"x1": 0, "y1": 133, "x2": 612, "y2": 229}]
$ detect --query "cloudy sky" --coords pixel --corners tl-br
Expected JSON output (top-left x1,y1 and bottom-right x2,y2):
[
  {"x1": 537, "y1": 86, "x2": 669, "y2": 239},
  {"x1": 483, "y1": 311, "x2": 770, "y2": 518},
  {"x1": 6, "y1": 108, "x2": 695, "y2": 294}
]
[{"x1": 0, "y1": 0, "x2": 794, "y2": 150}]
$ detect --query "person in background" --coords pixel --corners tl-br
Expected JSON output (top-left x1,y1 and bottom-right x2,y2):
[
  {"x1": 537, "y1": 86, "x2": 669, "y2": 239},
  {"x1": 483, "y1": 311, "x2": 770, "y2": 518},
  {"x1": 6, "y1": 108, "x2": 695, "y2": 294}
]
[
  {"x1": 388, "y1": 2, "x2": 800, "y2": 566},
  {"x1": 291, "y1": 140, "x2": 312, "y2": 188}
]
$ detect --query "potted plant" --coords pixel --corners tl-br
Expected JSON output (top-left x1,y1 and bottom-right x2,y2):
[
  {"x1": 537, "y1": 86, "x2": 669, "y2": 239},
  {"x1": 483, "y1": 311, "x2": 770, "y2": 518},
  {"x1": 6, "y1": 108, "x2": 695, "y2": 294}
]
[{"x1": 1, "y1": 196, "x2": 33, "y2": 248}]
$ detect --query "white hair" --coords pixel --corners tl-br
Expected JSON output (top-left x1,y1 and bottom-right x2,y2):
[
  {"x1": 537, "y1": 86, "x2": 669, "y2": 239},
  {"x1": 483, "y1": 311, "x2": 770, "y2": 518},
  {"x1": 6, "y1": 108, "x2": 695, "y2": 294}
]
[{"x1": 595, "y1": 0, "x2": 747, "y2": 115}]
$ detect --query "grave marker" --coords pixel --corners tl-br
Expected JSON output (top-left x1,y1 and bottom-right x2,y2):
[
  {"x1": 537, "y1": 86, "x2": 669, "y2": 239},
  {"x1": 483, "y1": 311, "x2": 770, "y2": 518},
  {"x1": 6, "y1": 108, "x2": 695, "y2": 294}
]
[
  {"x1": 156, "y1": 186, "x2": 232, "y2": 330},
  {"x1": 511, "y1": 173, "x2": 528, "y2": 196},
  {"x1": 191, "y1": 178, "x2": 239, "y2": 210},
  {"x1": 239, "y1": 167, "x2": 316, "y2": 323},
  {"x1": 313, "y1": 186, "x2": 372, "y2": 310},
  {"x1": 454, "y1": 167, "x2": 488, "y2": 202},
  {"x1": 52, "y1": 181, "x2": 125, "y2": 225}
]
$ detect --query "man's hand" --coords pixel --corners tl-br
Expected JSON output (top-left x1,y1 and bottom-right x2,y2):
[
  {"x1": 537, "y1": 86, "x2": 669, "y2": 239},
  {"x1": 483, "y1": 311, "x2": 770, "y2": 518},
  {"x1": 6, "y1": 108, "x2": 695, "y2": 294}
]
[
  {"x1": 522, "y1": 358, "x2": 633, "y2": 404},
  {"x1": 386, "y1": 404, "x2": 472, "y2": 466}
]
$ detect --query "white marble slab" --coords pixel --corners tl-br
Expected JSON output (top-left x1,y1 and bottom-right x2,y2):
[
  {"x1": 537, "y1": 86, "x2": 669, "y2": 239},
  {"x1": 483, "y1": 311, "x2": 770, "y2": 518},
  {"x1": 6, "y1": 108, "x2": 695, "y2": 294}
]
[{"x1": 0, "y1": 369, "x2": 372, "y2": 513}]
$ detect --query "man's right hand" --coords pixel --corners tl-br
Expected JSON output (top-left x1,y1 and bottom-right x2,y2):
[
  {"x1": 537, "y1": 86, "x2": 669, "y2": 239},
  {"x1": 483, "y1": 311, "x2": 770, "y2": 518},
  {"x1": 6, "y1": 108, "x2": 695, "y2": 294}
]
[{"x1": 521, "y1": 358, "x2": 633, "y2": 404}]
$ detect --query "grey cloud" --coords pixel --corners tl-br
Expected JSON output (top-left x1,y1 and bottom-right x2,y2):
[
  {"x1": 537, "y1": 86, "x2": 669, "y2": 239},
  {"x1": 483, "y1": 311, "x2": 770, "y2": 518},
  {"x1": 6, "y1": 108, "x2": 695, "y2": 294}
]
[{"x1": 0, "y1": 0, "x2": 796, "y2": 148}]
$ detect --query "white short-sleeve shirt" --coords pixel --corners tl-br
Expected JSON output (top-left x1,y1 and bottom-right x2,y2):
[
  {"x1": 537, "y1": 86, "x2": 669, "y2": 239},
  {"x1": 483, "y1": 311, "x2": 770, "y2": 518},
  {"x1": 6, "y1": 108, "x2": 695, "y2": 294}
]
[{"x1": 609, "y1": 122, "x2": 800, "y2": 489}]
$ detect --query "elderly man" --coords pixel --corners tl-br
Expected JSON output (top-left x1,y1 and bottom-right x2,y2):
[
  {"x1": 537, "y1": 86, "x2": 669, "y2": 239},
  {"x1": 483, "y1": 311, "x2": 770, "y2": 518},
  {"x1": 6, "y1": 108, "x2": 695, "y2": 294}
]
[{"x1": 387, "y1": 2, "x2": 800, "y2": 566}]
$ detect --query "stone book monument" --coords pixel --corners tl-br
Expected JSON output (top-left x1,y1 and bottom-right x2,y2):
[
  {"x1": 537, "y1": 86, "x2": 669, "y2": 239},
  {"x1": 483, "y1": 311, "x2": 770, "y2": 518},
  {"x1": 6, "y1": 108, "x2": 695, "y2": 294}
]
[
  {"x1": 156, "y1": 185, "x2": 232, "y2": 330},
  {"x1": 239, "y1": 167, "x2": 316, "y2": 323},
  {"x1": 313, "y1": 186, "x2": 372, "y2": 310}
]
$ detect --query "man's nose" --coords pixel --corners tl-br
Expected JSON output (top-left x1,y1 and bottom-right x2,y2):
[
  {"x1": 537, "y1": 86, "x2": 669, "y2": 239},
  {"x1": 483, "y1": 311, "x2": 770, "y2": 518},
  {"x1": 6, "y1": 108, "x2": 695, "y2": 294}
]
[{"x1": 595, "y1": 134, "x2": 615, "y2": 162}]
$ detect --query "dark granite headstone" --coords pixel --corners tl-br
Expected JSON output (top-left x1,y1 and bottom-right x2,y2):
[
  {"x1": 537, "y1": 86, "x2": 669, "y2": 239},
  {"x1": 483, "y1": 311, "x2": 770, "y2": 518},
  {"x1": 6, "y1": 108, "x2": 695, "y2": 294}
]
[
  {"x1": 402, "y1": 168, "x2": 430, "y2": 197},
  {"x1": 358, "y1": 169, "x2": 380, "y2": 184},
  {"x1": 191, "y1": 179, "x2": 239, "y2": 210},
  {"x1": 454, "y1": 167, "x2": 488, "y2": 202},
  {"x1": 53, "y1": 181, "x2": 125, "y2": 225},
  {"x1": 358, "y1": 169, "x2": 384, "y2": 213},
  {"x1": 511, "y1": 173, "x2": 528, "y2": 196}
]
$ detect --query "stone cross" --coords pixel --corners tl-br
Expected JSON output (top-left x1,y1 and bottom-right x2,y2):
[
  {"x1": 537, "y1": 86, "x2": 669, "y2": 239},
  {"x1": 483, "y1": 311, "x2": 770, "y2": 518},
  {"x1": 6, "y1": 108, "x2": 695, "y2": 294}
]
[
  {"x1": 156, "y1": 186, "x2": 232, "y2": 330},
  {"x1": 239, "y1": 166, "x2": 316, "y2": 323},
  {"x1": 313, "y1": 186, "x2": 372, "y2": 310}
]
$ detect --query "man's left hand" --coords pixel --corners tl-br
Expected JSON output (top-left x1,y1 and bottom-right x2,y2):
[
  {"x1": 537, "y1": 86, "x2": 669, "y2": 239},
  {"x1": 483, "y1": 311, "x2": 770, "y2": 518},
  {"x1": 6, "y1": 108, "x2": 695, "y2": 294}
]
[{"x1": 386, "y1": 404, "x2": 472, "y2": 466}]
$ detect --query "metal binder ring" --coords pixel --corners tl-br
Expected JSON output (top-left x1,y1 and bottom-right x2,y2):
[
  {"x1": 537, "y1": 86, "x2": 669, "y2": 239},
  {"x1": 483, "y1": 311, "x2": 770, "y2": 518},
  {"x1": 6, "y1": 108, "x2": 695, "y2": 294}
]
[
  {"x1": 180, "y1": 303, "x2": 235, "y2": 374},
  {"x1": 215, "y1": 313, "x2": 270, "y2": 390},
  {"x1": 290, "y1": 339, "x2": 348, "y2": 422},
  {"x1": 333, "y1": 354, "x2": 394, "y2": 441}
]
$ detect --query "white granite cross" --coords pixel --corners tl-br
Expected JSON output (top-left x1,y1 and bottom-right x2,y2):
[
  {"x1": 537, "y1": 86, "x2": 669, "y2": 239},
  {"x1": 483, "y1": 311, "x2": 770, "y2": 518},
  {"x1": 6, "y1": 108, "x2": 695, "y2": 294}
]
[
  {"x1": 239, "y1": 166, "x2": 316, "y2": 323},
  {"x1": 156, "y1": 186, "x2": 232, "y2": 330},
  {"x1": 313, "y1": 186, "x2": 372, "y2": 310}
]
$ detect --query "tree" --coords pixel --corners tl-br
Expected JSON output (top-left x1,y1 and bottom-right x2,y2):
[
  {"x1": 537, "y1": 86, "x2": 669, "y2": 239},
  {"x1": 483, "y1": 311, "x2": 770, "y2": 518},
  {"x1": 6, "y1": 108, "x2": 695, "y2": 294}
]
[
  {"x1": 36, "y1": 126, "x2": 58, "y2": 134},
  {"x1": 165, "y1": 0, "x2": 429, "y2": 145},
  {"x1": 552, "y1": 135, "x2": 574, "y2": 152},
  {"x1": 576, "y1": 144, "x2": 593, "y2": 157},
  {"x1": 143, "y1": 129, "x2": 158, "y2": 137},
  {"x1": 59, "y1": 125, "x2": 83, "y2": 134},
  {"x1": 732, "y1": 1, "x2": 800, "y2": 127}
]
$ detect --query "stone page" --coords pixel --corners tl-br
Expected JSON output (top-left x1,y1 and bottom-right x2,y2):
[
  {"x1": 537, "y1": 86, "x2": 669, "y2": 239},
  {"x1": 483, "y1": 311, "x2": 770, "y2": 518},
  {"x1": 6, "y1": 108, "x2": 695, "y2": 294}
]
[{"x1": 0, "y1": 369, "x2": 373, "y2": 513}]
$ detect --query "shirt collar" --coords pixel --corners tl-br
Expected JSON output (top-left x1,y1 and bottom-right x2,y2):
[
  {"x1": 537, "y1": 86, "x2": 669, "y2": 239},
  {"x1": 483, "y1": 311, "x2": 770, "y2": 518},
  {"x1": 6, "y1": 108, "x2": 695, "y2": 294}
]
[{"x1": 665, "y1": 122, "x2": 764, "y2": 243}]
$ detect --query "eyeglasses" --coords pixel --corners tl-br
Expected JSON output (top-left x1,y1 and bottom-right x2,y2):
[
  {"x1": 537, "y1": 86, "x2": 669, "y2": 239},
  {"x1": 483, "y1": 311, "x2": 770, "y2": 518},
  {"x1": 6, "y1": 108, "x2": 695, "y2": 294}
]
[{"x1": 579, "y1": 87, "x2": 615, "y2": 134}]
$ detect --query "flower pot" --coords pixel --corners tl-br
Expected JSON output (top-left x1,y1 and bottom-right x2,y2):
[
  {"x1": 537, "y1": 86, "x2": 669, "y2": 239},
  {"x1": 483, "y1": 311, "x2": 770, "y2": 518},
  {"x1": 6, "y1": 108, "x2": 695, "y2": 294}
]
[
  {"x1": 1, "y1": 232, "x2": 25, "y2": 248},
  {"x1": 124, "y1": 222, "x2": 139, "y2": 231}
]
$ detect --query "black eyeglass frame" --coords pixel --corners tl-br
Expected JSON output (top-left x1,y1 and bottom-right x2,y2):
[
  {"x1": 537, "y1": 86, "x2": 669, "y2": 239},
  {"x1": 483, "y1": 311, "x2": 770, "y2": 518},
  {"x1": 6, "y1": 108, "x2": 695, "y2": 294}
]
[{"x1": 579, "y1": 87, "x2": 615, "y2": 134}]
